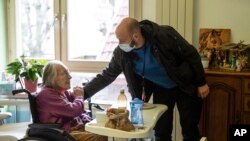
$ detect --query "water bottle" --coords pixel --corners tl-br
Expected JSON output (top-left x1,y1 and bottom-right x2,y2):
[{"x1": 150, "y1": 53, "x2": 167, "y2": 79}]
[
  {"x1": 231, "y1": 55, "x2": 236, "y2": 70},
  {"x1": 117, "y1": 89, "x2": 127, "y2": 110},
  {"x1": 130, "y1": 98, "x2": 144, "y2": 127}
]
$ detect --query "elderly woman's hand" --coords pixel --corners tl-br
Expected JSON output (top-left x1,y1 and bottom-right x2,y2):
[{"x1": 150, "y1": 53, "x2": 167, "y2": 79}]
[
  {"x1": 73, "y1": 86, "x2": 84, "y2": 97},
  {"x1": 70, "y1": 123, "x2": 85, "y2": 132}
]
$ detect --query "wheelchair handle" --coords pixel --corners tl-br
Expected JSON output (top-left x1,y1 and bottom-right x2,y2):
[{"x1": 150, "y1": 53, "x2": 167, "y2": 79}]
[{"x1": 12, "y1": 89, "x2": 31, "y2": 96}]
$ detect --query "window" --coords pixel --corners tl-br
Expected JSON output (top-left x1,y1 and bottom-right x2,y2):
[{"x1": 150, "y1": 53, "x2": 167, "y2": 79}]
[
  {"x1": 8, "y1": 0, "x2": 132, "y2": 72},
  {"x1": 15, "y1": 0, "x2": 55, "y2": 59},
  {"x1": 67, "y1": 0, "x2": 126, "y2": 61}
]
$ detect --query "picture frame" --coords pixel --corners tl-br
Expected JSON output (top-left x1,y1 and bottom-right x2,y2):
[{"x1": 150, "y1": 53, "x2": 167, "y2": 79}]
[{"x1": 199, "y1": 28, "x2": 231, "y2": 53}]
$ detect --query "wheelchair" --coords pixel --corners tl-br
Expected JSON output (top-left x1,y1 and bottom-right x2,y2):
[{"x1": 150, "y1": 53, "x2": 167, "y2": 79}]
[{"x1": 12, "y1": 89, "x2": 77, "y2": 141}]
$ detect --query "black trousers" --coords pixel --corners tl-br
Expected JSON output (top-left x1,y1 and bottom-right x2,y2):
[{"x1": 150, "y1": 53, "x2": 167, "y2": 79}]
[{"x1": 151, "y1": 83, "x2": 202, "y2": 141}]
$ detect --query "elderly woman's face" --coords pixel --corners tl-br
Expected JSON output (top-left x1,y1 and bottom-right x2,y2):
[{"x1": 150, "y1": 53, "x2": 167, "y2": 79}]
[{"x1": 55, "y1": 65, "x2": 72, "y2": 90}]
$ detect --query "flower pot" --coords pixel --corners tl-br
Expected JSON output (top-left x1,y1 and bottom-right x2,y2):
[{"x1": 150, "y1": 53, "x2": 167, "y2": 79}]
[
  {"x1": 24, "y1": 79, "x2": 38, "y2": 93},
  {"x1": 201, "y1": 58, "x2": 209, "y2": 69}
]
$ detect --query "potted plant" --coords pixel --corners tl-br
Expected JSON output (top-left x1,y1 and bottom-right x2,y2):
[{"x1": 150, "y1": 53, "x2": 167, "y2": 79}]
[
  {"x1": 5, "y1": 56, "x2": 47, "y2": 92},
  {"x1": 200, "y1": 52, "x2": 210, "y2": 69}
]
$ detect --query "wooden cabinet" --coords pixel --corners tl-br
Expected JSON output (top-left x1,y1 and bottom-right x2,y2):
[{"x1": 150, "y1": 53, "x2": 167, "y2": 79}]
[
  {"x1": 242, "y1": 78, "x2": 250, "y2": 124},
  {"x1": 199, "y1": 70, "x2": 250, "y2": 141}
]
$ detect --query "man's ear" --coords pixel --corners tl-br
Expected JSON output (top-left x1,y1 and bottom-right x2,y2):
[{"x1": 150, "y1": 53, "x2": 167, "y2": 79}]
[{"x1": 133, "y1": 32, "x2": 139, "y2": 40}]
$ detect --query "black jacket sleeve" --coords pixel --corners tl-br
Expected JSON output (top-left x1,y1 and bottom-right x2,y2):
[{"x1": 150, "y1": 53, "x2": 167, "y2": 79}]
[
  {"x1": 164, "y1": 26, "x2": 206, "y2": 87},
  {"x1": 83, "y1": 47, "x2": 122, "y2": 99}
]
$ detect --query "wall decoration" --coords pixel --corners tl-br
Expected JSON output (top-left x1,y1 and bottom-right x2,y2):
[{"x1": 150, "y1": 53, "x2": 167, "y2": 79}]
[{"x1": 198, "y1": 28, "x2": 231, "y2": 54}]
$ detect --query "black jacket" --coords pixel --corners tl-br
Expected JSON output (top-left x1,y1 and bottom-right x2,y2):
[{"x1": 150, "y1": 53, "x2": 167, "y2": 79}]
[{"x1": 84, "y1": 20, "x2": 206, "y2": 100}]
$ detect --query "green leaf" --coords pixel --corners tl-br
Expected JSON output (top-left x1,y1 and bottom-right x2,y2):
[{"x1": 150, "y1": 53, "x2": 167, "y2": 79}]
[{"x1": 6, "y1": 57, "x2": 47, "y2": 83}]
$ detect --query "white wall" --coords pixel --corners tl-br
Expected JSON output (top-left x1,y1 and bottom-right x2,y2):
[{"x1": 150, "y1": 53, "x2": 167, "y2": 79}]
[
  {"x1": 140, "y1": 0, "x2": 194, "y2": 43},
  {"x1": 142, "y1": 0, "x2": 156, "y2": 21},
  {"x1": 193, "y1": 0, "x2": 250, "y2": 47},
  {"x1": 139, "y1": 0, "x2": 250, "y2": 48}
]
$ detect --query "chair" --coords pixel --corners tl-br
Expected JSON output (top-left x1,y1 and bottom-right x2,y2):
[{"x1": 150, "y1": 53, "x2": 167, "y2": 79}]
[
  {"x1": 0, "y1": 106, "x2": 12, "y2": 125},
  {"x1": 0, "y1": 135, "x2": 18, "y2": 141},
  {"x1": 13, "y1": 89, "x2": 39, "y2": 123},
  {"x1": 12, "y1": 89, "x2": 77, "y2": 141}
]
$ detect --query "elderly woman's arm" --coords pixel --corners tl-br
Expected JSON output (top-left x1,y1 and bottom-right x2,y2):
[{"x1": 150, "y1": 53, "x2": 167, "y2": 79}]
[{"x1": 37, "y1": 89, "x2": 84, "y2": 118}]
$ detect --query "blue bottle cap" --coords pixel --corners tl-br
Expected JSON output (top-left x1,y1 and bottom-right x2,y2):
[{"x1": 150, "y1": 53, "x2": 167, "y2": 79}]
[{"x1": 131, "y1": 98, "x2": 144, "y2": 104}]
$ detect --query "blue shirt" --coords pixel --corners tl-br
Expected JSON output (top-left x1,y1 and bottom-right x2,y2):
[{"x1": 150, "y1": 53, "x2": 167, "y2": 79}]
[{"x1": 132, "y1": 42, "x2": 176, "y2": 89}]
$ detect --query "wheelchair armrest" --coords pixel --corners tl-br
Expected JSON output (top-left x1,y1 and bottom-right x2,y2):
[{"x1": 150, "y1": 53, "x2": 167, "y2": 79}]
[{"x1": 28, "y1": 123, "x2": 62, "y2": 129}]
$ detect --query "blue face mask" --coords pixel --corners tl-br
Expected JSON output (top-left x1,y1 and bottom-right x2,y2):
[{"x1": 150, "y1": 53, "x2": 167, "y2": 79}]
[
  {"x1": 119, "y1": 39, "x2": 135, "y2": 52},
  {"x1": 119, "y1": 44, "x2": 135, "y2": 52}
]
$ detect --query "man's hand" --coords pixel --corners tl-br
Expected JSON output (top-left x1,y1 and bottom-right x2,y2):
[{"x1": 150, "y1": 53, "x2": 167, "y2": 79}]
[{"x1": 198, "y1": 84, "x2": 209, "y2": 99}]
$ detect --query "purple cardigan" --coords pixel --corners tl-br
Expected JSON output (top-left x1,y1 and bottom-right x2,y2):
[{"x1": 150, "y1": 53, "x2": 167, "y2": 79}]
[{"x1": 36, "y1": 87, "x2": 91, "y2": 132}]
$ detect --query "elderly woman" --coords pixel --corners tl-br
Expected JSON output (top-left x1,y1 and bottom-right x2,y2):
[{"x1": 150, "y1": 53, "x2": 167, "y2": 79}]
[{"x1": 36, "y1": 60, "x2": 107, "y2": 141}]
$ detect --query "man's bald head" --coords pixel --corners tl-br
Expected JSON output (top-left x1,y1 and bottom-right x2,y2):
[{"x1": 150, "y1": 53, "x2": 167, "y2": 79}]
[{"x1": 115, "y1": 17, "x2": 140, "y2": 43}]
